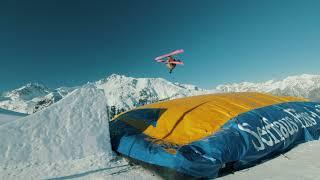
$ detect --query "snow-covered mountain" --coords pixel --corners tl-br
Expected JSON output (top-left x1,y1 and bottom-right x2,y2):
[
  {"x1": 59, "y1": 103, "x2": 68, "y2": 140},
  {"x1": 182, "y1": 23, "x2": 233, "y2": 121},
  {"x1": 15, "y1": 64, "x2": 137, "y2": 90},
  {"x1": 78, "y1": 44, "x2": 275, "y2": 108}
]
[
  {"x1": 95, "y1": 74, "x2": 210, "y2": 112},
  {"x1": 1, "y1": 73, "x2": 320, "y2": 115},
  {"x1": 0, "y1": 83, "x2": 51, "y2": 114},
  {"x1": 216, "y1": 74, "x2": 320, "y2": 101},
  {"x1": 0, "y1": 74, "x2": 210, "y2": 115},
  {"x1": 0, "y1": 83, "x2": 76, "y2": 114}
]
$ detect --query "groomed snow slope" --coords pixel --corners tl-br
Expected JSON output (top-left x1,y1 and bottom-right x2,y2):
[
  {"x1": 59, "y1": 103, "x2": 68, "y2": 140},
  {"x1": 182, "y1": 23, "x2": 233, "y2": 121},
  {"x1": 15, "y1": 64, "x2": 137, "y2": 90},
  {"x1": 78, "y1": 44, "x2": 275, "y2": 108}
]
[{"x1": 0, "y1": 86, "x2": 114, "y2": 179}]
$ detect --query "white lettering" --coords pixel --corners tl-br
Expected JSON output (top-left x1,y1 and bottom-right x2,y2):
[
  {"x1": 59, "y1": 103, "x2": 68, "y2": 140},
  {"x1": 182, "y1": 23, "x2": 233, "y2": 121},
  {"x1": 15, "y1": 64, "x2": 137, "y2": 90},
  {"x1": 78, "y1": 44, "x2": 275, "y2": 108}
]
[
  {"x1": 238, "y1": 107, "x2": 320, "y2": 152},
  {"x1": 257, "y1": 127, "x2": 274, "y2": 147},
  {"x1": 238, "y1": 123, "x2": 265, "y2": 151},
  {"x1": 262, "y1": 117, "x2": 280, "y2": 144}
]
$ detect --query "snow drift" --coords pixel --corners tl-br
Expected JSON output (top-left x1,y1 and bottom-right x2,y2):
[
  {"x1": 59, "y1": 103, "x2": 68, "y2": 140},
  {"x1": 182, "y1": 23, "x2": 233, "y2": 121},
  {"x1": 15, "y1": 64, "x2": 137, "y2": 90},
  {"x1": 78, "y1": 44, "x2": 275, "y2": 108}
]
[
  {"x1": 0, "y1": 86, "x2": 113, "y2": 179},
  {"x1": 0, "y1": 108, "x2": 27, "y2": 125}
]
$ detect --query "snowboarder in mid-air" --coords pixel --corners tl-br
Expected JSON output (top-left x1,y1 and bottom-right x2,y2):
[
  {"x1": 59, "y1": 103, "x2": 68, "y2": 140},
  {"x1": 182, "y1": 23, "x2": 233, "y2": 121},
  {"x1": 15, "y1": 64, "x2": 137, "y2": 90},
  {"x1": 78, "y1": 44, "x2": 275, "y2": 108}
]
[{"x1": 155, "y1": 49, "x2": 184, "y2": 74}]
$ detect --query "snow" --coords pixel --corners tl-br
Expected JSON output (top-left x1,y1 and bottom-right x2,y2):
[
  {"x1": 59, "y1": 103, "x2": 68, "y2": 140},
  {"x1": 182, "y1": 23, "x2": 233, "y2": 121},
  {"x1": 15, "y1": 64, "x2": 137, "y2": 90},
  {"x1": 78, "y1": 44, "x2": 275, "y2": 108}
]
[
  {"x1": 0, "y1": 83, "x2": 51, "y2": 114},
  {"x1": 0, "y1": 108, "x2": 27, "y2": 125},
  {"x1": 217, "y1": 74, "x2": 320, "y2": 101},
  {"x1": 95, "y1": 74, "x2": 211, "y2": 110},
  {"x1": 0, "y1": 83, "x2": 75, "y2": 114},
  {"x1": 0, "y1": 74, "x2": 210, "y2": 114},
  {"x1": 4, "y1": 83, "x2": 50, "y2": 101},
  {"x1": 0, "y1": 85, "x2": 174, "y2": 180},
  {"x1": 66, "y1": 140, "x2": 320, "y2": 180},
  {"x1": 2, "y1": 73, "x2": 320, "y2": 115},
  {"x1": 1, "y1": 79, "x2": 320, "y2": 179},
  {"x1": 218, "y1": 141, "x2": 320, "y2": 180},
  {"x1": 0, "y1": 86, "x2": 114, "y2": 179}
]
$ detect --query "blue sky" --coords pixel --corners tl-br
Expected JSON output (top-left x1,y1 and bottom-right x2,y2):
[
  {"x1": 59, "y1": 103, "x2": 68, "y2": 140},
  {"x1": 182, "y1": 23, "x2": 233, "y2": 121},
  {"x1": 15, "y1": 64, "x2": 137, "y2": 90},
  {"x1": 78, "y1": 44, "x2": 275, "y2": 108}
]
[{"x1": 1, "y1": 0, "x2": 320, "y2": 91}]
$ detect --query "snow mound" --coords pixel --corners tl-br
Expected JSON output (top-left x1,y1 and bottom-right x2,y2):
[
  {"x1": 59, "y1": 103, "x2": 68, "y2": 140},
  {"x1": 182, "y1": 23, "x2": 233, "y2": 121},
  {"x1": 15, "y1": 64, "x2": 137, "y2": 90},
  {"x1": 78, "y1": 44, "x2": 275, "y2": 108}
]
[
  {"x1": 0, "y1": 108, "x2": 27, "y2": 125},
  {"x1": 0, "y1": 86, "x2": 114, "y2": 179}
]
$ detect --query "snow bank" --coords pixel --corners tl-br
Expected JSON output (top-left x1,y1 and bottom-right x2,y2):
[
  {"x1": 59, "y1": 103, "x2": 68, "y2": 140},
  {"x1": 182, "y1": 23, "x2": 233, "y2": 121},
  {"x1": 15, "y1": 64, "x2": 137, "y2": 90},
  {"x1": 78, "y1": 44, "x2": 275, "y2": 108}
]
[
  {"x1": 0, "y1": 86, "x2": 114, "y2": 179},
  {"x1": 0, "y1": 108, "x2": 26, "y2": 125}
]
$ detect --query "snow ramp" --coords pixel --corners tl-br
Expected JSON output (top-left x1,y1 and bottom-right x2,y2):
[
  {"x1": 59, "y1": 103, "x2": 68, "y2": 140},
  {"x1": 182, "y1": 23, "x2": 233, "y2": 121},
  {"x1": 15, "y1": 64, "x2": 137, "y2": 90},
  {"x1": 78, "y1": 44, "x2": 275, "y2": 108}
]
[
  {"x1": 111, "y1": 92, "x2": 320, "y2": 178},
  {"x1": 0, "y1": 86, "x2": 113, "y2": 179}
]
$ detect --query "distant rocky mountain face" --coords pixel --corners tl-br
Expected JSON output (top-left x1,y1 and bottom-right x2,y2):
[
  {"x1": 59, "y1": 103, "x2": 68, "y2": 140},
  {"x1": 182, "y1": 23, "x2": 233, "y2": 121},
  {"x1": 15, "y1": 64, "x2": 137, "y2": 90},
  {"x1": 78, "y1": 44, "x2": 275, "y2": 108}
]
[{"x1": 1, "y1": 74, "x2": 319, "y2": 116}]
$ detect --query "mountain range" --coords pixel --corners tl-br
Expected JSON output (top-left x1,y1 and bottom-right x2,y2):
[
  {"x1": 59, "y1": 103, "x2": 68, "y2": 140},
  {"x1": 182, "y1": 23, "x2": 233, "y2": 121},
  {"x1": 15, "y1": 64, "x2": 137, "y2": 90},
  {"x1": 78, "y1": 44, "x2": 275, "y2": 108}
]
[
  {"x1": 1, "y1": 73, "x2": 319, "y2": 115},
  {"x1": 0, "y1": 74, "x2": 210, "y2": 115},
  {"x1": 217, "y1": 74, "x2": 320, "y2": 101}
]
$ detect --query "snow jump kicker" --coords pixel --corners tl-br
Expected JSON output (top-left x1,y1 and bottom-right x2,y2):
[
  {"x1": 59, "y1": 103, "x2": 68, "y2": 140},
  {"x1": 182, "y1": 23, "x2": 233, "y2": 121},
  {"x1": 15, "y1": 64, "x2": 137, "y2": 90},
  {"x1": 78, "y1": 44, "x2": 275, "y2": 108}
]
[{"x1": 110, "y1": 92, "x2": 320, "y2": 178}]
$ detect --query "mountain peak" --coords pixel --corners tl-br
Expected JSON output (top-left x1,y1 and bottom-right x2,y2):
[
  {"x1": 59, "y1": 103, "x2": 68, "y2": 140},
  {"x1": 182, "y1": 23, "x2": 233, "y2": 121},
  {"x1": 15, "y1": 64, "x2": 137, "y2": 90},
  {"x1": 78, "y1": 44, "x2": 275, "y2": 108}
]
[
  {"x1": 97, "y1": 74, "x2": 129, "y2": 84},
  {"x1": 108, "y1": 73, "x2": 124, "y2": 79},
  {"x1": 22, "y1": 83, "x2": 49, "y2": 90},
  {"x1": 284, "y1": 74, "x2": 320, "y2": 81},
  {"x1": 5, "y1": 83, "x2": 50, "y2": 101}
]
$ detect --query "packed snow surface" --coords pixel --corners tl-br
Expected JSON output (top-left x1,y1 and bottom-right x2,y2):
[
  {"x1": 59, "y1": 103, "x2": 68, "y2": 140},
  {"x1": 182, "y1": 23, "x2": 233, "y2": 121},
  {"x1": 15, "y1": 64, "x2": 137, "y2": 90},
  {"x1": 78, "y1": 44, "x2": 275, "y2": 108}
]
[
  {"x1": 218, "y1": 141, "x2": 320, "y2": 180},
  {"x1": 0, "y1": 86, "x2": 114, "y2": 179},
  {"x1": 0, "y1": 108, "x2": 26, "y2": 125},
  {"x1": 69, "y1": 140, "x2": 320, "y2": 180}
]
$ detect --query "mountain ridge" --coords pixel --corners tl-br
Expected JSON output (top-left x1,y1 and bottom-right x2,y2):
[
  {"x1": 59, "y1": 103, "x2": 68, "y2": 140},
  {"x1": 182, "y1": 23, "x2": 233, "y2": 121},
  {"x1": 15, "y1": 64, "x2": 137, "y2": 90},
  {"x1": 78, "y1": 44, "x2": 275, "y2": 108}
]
[
  {"x1": 0, "y1": 74, "x2": 209, "y2": 114},
  {"x1": 1, "y1": 73, "x2": 319, "y2": 114},
  {"x1": 217, "y1": 74, "x2": 320, "y2": 101}
]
